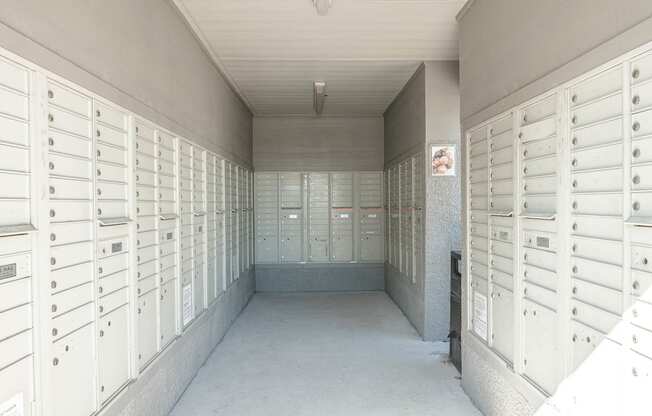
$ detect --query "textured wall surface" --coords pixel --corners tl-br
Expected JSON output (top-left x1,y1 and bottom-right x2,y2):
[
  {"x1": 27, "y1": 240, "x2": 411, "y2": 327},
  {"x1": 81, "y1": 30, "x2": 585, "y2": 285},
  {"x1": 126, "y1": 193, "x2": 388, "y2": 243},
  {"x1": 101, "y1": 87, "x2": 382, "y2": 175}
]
[
  {"x1": 253, "y1": 117, "x2": 384, "y2": 171},
  {"x1": 103, "y1": 270, "x2": 255, "y2": 416},
  {"x1": 458, "y1": 2, "x2": 652, "y2": 414},
  {"x1": 0, "y1": 0, "x2": 252, "y2": 165},
  {"x1": 256, "y1": 264, "x2": 384, "y2": 292},
  {"x1": 423, "y1": 61, "x2": 461, "y2": 341}
]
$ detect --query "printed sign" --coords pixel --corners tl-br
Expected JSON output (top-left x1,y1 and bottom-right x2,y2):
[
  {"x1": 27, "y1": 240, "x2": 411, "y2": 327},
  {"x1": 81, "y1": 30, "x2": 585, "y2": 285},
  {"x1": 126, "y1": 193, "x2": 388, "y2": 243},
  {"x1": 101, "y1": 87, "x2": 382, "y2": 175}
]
[
  {"x1": 473, "y1": 291, "x2": 488, "y2": 341},
  {"x1": 0, "y1": 393, "x2": 23, "y2": 416},
  {"x1": 182, "y1": 285, "x2": 193, "y2": 326},
  {"x1": 0, "y1": 263, "x2": 17, "y2": 281}
]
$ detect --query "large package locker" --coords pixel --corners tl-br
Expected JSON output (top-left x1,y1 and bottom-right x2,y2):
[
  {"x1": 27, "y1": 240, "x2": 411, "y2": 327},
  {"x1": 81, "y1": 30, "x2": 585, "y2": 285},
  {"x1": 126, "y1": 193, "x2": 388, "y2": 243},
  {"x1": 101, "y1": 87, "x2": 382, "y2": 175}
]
[
  {"x1": 279, "y1": 173, "x2": 303, "y2": 262},
  {"x1": 156, "y1": 130, "x2": 178, "y2": 349},
  {"x1": 308, "y1": 173, "x2": 330, "y2": 262},
  {"x1": 134, "y1": 119, "x2": 159, "y2": 370},
  {"x1": 254, "y1": 172, "x2": 279, "y2": 263},
  {"x1": 192, "y1": 147, "x2": 206, "y2": 318},
  {"x1": 179, "y1": 141, "x2": 194, "y2": 327},
  {"x1": 359, "y1": 172, "x2": 384, "y2": 262},
  {"x1": 330, "y1": 172, "x2": 354, "y2": 262},
  {"x1": 0, "y1": 57, "x2": 36, "y2": 416}
]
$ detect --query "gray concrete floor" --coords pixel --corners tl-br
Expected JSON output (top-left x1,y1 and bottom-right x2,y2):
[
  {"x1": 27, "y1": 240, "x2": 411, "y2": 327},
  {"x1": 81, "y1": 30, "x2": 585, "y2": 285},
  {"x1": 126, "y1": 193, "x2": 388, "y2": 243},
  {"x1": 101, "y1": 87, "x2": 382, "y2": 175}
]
[{"x1": 169, "y1": 292, "x2": 481, "y2": 416}]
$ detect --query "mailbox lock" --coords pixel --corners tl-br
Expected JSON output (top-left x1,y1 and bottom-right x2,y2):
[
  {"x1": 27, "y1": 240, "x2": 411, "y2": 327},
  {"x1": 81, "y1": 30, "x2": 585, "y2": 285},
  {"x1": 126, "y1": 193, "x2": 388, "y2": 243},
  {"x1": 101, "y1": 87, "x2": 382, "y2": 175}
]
[
  {"x1": 571, "y1": 137, "x2": 578, "y2": 146},
  {"x1": 48, "y1": 137, "x2": 54, "y2": 146},
  {"x1": 572, "y1": 307, "x2": 578, "y2": 316},
  {"x1": 633, "y1": 95, "x2": 641, "y2": 105},
  {"x1": 643, "y1": 257, "x2": 649, "y2": 266},
  {"x1": 99, "y1": 267, "x2": 103, "y2": 274},
  {"x1": 99, "y1": 306, "x2": 104, "y2": 313},
  {"x1": 98, "y1": 208, "x2": 102, "y2": 216},
  {"x1": 571, "y1": 115, "x2": 577, "y2": 125},
  {"x1": 96, "y1": 109, "x2": 101, "y2": 117},
  {"x1": 633, "y1": 121, "x2": 641, "y2": 132},
  {"x1": 633, "y1": 175, "x2": 641, "y2": 185},
  {"x1": 571, "y1": 94, "x2": 578, "y2": 103},
  {"x1": 48, "y1": 113, "x2": 54, "y2": 122},
  {"x1": 572, "y1": 180, "x2": 578, "y2": 188},
  {"x1": 633, "y1": 68, "x2": 641, "y2": 79},
  {"x1": 572, "y1": 334, "x2": 578, "y2": 342},
  {"x1": 633, "y1": 308, "x2": 639, "y2": 318},
  {"x1": 572, "y1": 223, "x2": 578, "y2": 231},
  {"x1": 51, "y1": 304, "x2": 57, "y2": 313},
  {"x1": 50, "y1": 233, "x2": 56, "y2": 241},
  {"x1": 49, "y1": 162, "x2": 55, "y2": 170},
  {"x1": 633, "y1": 201, "x2": 641, "y2": 211},
  {"x1": 572, "y1": 265, "x2": 578, "y2": 274},
  {"x1": 99, "y1": 286, "x2": 103, "y2": 294},
  {"x1": 100, "y1": 330, "x2": 104, "y2": 337},
  {"x1": 50, "y1": 257, "x2": 56, "y2": 265},
  {"x1": 49, "y1": 186, "x2": 55, "y2": 194},
  {"x1": 52, "y1": 328, "x2": 58, "y2": 336},
  {"x1": 633, "y1": 280, "x2": 640, "y2": 290},
  {"x1": 96, "y1": 129, "x2": 101, "y2": 137},
  {"x1": 633, "y1": 148, "x2": 641, "y2": 158},
  {"x1": 52, "y1": 358, "x2": 59, "y2": 366},
  {"x1": 572, "y1": 286, "x2": 578, "y2": 295},
  {"x1": 571, "y1": 244, "x2": 577, "y2": 252},
  {"x1": 51, "y1": 281, "x2": 57, "y2": 289},
  {"x1": 633, "y1": 334, "x2": 639, "y2": 344}
]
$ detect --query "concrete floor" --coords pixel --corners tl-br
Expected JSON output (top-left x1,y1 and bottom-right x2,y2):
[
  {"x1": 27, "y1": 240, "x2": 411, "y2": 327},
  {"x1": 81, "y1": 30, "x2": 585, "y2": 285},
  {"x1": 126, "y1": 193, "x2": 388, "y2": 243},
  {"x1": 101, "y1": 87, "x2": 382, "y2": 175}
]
[{"x1": 169, "y1": 292, "x2": 481, "y2": 416}]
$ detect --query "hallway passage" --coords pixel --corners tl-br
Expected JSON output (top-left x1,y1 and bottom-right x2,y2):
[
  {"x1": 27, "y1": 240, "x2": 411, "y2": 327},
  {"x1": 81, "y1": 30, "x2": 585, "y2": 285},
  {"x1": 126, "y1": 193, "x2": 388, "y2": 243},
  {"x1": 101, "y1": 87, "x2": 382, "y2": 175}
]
[{"x1": 170, "y1": 292, "x2": 481, "y2": 416}]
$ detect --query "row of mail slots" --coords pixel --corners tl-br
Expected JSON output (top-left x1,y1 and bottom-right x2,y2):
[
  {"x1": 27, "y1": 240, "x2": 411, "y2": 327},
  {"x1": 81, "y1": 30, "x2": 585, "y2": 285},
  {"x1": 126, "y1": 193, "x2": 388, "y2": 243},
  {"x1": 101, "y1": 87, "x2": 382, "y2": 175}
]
[
  {"x1": 254, "y1": 171, "x2": 384, "y2": 264},
  {"x1": 466, "y1": 46, "x2": 652, "y2": 398},
  {"x1": 0, "y1": 50, "x2": 253, "y2": 416}
]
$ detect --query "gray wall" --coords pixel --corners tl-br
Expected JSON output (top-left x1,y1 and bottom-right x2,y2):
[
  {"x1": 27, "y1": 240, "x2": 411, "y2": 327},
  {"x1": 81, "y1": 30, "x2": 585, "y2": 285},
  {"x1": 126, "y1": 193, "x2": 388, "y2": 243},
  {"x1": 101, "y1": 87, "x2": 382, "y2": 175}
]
[
  {"x1": 383, "y1": 62, "x2": 461, "y2": 341},
  {"x1": 253, "y1": 116, "x2": 384, "y2": 171},
  {"x1": 256, "y1": 264, "x2": 384, "y2": 293},
  {"x1": 458, "y1": 2, "x2": 652, "y2": 415},
  {"x1": 0, "y1": 0, "x2": 252, "y2": 165}
]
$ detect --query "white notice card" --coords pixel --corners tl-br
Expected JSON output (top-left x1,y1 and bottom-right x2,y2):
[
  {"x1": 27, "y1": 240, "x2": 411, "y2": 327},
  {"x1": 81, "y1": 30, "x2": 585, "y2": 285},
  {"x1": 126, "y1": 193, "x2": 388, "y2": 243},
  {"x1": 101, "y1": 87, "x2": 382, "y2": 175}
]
[
  {"x1": 182, "y1": 284, "x2": 194, "y2": 326},
  {"x1": 473, "y1": 292, "x2": 488, "y2": 341},
  {"x1": 0, "y1": 393, "x2": 23, "y2": 416}
]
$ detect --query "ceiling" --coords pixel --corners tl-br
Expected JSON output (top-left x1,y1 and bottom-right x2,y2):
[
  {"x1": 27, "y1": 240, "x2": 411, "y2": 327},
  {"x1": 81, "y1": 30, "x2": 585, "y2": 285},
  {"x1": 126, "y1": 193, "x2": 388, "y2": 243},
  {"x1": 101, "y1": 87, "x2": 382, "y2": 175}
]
[{"x1": 173, "y1": 0, "x2": 465, "y2": 116}]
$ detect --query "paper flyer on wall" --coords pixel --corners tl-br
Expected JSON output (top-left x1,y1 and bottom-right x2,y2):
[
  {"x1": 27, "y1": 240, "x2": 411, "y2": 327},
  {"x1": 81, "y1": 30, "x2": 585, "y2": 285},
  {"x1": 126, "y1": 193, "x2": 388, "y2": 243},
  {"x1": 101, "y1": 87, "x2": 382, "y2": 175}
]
[
  {"x1": 473, "y1": 292, "x2": 488, "y2": 341},
  {"x1": 182, "y1": 284, "x2": 194, "y2": 326}
]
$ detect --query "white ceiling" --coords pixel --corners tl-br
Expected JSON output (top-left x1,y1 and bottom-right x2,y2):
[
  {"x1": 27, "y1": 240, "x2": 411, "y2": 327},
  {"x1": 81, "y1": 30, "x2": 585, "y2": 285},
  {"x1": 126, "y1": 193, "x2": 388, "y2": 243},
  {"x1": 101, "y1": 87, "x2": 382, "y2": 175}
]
[{"x1": 173, "y1": 0, "x2": 465, "y2": 116}]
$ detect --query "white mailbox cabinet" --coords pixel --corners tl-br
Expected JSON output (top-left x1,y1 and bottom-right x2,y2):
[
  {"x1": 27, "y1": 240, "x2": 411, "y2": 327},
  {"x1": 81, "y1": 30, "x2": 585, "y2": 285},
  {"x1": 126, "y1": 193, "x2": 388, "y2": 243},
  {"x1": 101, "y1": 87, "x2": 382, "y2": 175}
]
[
  {"x1": 308, "y1": 173, "x2": 330, "y2": 262},
  {"x1": 255, "y1": 172, "x2": 279, "y2": 263}
]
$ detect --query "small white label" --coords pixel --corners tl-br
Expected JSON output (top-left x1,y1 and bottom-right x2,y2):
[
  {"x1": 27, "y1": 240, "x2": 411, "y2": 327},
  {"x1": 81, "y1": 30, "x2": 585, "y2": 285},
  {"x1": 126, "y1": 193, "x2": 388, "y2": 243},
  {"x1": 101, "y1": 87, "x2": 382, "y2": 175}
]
[
  {"x1": 339, "y1": 214, "x2": 350, "y2": 219},
  {"x1": 288, "y1": 214, "x2": 298, "y2": 219},
  {"x1": 182, "y1": 285, "x2": 193, "y2": 326},
  {"x1": 472, "y1": 292, "x2": 488, "y2": 341},
  {"x1": 367, "y1": 214, "x2": 377, "y2": 218},
  {"x1": 0, "y1": 393, "x2": 23, "y2": 416}
]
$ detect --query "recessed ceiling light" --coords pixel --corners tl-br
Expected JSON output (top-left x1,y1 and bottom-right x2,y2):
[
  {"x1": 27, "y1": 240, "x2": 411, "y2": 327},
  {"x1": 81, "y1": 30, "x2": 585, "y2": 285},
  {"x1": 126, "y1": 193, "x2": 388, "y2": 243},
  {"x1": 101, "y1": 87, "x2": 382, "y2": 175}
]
[{"x1": 313, "y1": 0, "x2": 333, "y2": 16}]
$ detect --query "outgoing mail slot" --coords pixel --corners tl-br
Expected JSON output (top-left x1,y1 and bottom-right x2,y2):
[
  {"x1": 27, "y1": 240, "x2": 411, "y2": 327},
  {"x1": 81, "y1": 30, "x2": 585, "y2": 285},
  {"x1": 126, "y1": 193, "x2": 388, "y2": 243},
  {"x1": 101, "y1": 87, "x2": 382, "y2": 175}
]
[
  {"x1": 50, "y1": 261, "x2": 93, "y2": 294},
  {"x1": 47, "y1": 81, "x2": 91, "y2": 117},
  {"x1": 571, "y1": 193, "x2": 622, "y2": 216},
  {"x1": 49, "y1": 177, "x2": 92, "y2": 200},
  {"x1": 50, "y1": 302, "x2": 94, "y2": 341},
  {"x1": 97, "y1": 182, "x2": 128, "y2": 200},
  {"x1": 136, "y1": 185, "x2": 156, "y2": 201},
  {"x1": 522, "y1": 174, "x2": 557, "y2": 195},
  {"x1": 571, "y1": 299, "x2": 621, "y2": 336},
  {"x1": 49, "y1": 153, "x2": 91, "y2": 179},
  {"x1": 571, "y1": 236, "x2": 623, "y2": 265},
  {"x1": 570, "y1": 66, "x2": 622, "y2": 108},
  {"x1": 96, "y1": 143, "x2": 127, "y2": 166},
  {"x1": 137, "y1": 259, "x2": 157, "y2": 280},
  {"x1": 160, "y1": 252, "x2": 176, "y2": 270},
  {"x1": 50, "y1": 282, "x2": 93, "y2": 317},
  {"x1": 570, "y1": 93, "x2": 622, "y2": 128},
  {"x1": 571, "y1": 143, "x2": 623, "y2": 171},
  {"x1": 48, "y1": 129, "x2": 92, "y2": 159},
  {"x1": 135, "y1": 138, "x2": 156, "y2": 156},
  {"x1": 97, "y1": 237, "x2": 128, "y2": 259},
  {"x1": 522, "y1": 155, "x2": 556, "y2": 177},
  {"x1": 0, "y1": 276, "x2": 30, "y2": 311},
  {"x1": 98, "y1": 287, "x2": 128, "y2": 317},
  {"x1": 490, "y1": 162, "x2": 513, "y2": 181},
  {"x1": 571, "y1": 168, "x2": 623, "y2": 193},
  {"x1": 137, "y1": 230, "x2": 157, "y2": 248},
  {"x1": 96, "y1": 124, "x2": 127, "y2": 149},
  {"x1": 137, "y1": 245, "x2": 157, "y2": 264},
  {"x1": 50, "y1": 241, "x2": 93, "y2": 269},
  {"x1": 571, "y1": 278, "x2": 622, "y2": 315},
  {"x1": 631, "y1": 192, "x2": 652, "y2": 217},
  {"x1": 632, "y1": 164, "x2": 652, "y2": 191},
  {"x1": 98, "y1": 252, "x2": 128, "y2": 277},
  {"x1": 135, "y1": 170, "x2": 155, "y2": 186},
  {"x1": 523, "y1": 282, "x2": 557, "y2": 311},
  {"x1": 99, "y1": 269, "x2": 128, "y2": 297},
  {"x1": 136, "y1": 153, "x2": 156, "y2": 172},
  {"x1": 136, "y1": 201, "x2": 156, "y2": 217},
  {"x1": 97, "y1": 201, "x2": 128, "y2": 219},
  {"x1": 632, "y1": 245, "x2": 652, "y2": 273},
  {"x1": 98, "y1": 221, "x2": 129, "y2": 242},
  {"x1": 97, "y1": 162, "x2": 128, "y2": 183},
  {"x1": 95, "y1": 101, "x2": 127, "y2": 131},
  {"x1": 49, "y1": 221, "x2": 92, "y2": 247},
  {"x1": 0, "y1": 303, "x2": 31, "y2": 340},
  {"x1": 491, "y1": 269, "x2": 513, "y2": 291},
  {"x1": 632, "y1": 108, "x2": 652, "y2": 138},
  {"x1": 571, "y1": 257, "x2": 622, "y2": 290},
  {"x1": 48, "y1": 106, "x2": 91, "y2": 138},
  {"x1": 137, "y1": 216, "x2": 156, "y2": 232},
  {"x1": 524, "y1": 265, "x2": 557, "y2": 291}
]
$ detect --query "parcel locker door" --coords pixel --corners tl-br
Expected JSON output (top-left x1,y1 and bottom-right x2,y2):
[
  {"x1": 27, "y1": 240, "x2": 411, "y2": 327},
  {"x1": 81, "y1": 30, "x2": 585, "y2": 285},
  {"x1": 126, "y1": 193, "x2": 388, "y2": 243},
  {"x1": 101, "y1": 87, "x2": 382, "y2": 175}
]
[
  {"x1": 137, "y1": 289, "x2": 158, "y2": 370},
  {"x1": 280, "y1": 209, "x2": 302, "y2": 263},
  {"x1": 308, "y1": 173, "x2": 329, "y2": 262},
  {"x1": 522, "y1": 299, "x2": 560, "y2": 395},
  {"x1": 98, "y1": 305, "x2": 130, "y2": 403},
  {"x1": 159, "y1": 279, "x2": 177, "y2": 348},
  {"x1": 331, "y1": 209, "x2": 353, "y2": 262},
  {"x1": 490, "y1": 286, "x2": 514, "y2": 363},
  {"x1": 360, "y1": 210, "x2": 384, "y2": 262}
]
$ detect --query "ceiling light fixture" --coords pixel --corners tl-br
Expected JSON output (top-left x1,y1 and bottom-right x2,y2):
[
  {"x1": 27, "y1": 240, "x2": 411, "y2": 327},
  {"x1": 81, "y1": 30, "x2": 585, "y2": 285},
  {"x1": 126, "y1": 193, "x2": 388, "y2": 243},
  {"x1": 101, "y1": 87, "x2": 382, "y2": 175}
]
[
  {"x1": 312, "y1": 0, "x2": 333, "y2": 16},
  {"x1": 313, "y1": 81, "x2": 327, "y2": 115}
]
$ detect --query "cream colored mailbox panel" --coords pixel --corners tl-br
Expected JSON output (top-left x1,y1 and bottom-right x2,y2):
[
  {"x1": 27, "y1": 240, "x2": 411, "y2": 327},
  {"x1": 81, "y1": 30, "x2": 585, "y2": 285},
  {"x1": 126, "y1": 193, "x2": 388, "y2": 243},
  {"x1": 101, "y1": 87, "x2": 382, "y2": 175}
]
[
  {"x1": 214, "y1": 158, "x2": 225, "y2": 294},
  {"x1": 399, "y1": 160, "x2": 413, "y2": 277},
  {"x1": 230, "y1": 164, "x2": 239, "y2": 280},
  {"x1": 280, "y1": 173, "x2": 303, "y2": 263},
  {"x1": 308, "y1": 173, "x2": 330, "y2": 262},
  {"x1": 191, "y1": 147, "x2": 206, "y2": 318},
  {"x1": 255, "y1": 172, "x2": 279, "y2": 264},
  {"x1": 46, "y1": 78, "x2": 97, "y2": 416},
  {"x1": 383, "y1": 170, "x2": 390, "y2": 262},
  {"x1": 179, "y1": 141, "x2": 194, "y2": 327},
  {"x1": 389, "y1": 166, "x2": 400, "y2": 268},
  {"x1": 224, "y1": 162, "x2": 232, "y2": 283},
  {"x1": 331, "y1": 172, "x2": 353, "y2": 263},
  {"x1": 206, "y1": 154, "x2": 217, "y2": 304},
  {"x1": 0, "y1": 56, "x2": 35, "y2": 416},
  {"x1": 359, "y1": 172, "x2": 385, "y2": 263}
]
